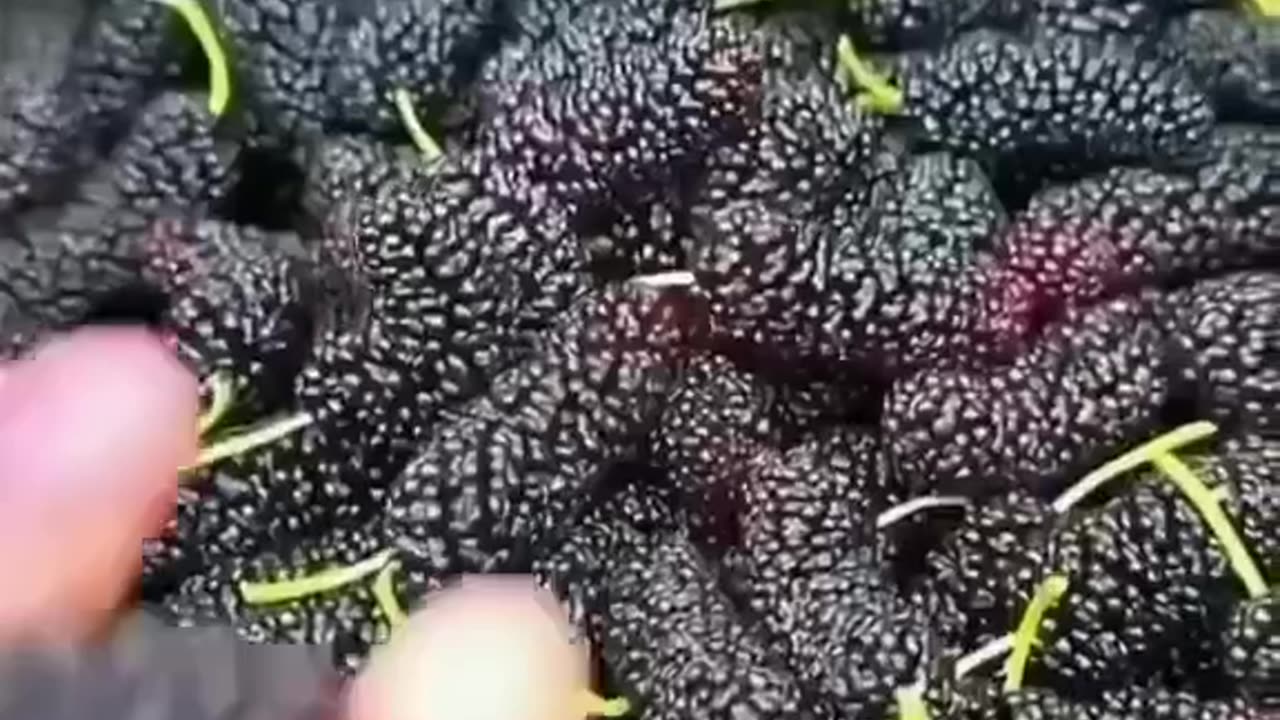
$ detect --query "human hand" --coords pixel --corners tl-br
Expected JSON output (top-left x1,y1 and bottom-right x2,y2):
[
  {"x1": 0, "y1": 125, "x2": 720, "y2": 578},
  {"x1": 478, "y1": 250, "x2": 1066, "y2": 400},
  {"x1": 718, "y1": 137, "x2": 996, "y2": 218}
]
[
  {"x1": 0, "y1": 326, "x2": 199, "y2": 645},
  {"x1": 348, "y1": 575, "x2": 602, "y2": 720},
  {"x1": 0, "y1": 326, "x2": 606, "y2": 720}
]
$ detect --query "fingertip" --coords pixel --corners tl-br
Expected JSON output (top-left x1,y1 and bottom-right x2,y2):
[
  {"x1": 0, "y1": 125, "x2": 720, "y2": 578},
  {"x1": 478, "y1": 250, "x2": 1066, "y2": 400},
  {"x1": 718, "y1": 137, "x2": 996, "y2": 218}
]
[
  {"x1": 0, "y1": 325, "x2": 200, "y2": 512},
  {"x1": 349, "y1": 576, "x2": 589, "y2": 720},
  {"x1": 0, "y1": 326, "x2": 200, "y2": 643}
]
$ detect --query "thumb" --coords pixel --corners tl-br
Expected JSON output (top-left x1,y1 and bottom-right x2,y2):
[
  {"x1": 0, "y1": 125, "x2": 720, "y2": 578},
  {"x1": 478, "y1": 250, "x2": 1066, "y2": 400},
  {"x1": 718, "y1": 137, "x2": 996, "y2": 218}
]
[
  {"x1": 348, "y1": 575, "x2": 596, "y2": 720},
  {"x1": 0, "y1": 326, "x2": 200, "y2": 645}
]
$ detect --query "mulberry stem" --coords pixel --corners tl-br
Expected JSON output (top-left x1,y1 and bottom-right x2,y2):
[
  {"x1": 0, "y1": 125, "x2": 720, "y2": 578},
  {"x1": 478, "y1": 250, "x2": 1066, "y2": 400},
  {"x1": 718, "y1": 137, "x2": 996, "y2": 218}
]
[
  {"x1": 394, "y1": 88, "x2": 445, "y2": 162},
  {"x1": 1152, "y1": 453, "x2": 1269, "y2": 599},
  {"x1": 148, "y1": 0, "x2": 231, "y2": 116},
  {"x1": 196, "y1": 371, "x2": 235, "y2": 436},
  {"x1": 1003, "y1": 574, "x2": 1070, "y2": 693},
  {"x1": 239, "y1": 548, "x2": 396, "y2": 605},
  {"x1": 1051, "y1": 421, "x2": 1218, "y2": 514}
]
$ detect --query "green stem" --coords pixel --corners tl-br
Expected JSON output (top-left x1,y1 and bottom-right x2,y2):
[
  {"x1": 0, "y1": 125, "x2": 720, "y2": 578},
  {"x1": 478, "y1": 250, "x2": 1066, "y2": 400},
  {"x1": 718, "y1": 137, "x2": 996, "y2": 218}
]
[
  {"x1": 196, "y1": 371, "x2": 235, "y2": 436},
  {"x1": 1151, "y1": 452, "x2": 1269, "y2": 599},
  {"x1": 835, "y1": 35, "x2": 904, "y2": 115},
  {"x1": 895, "y1": 687, "x2": 931, "y2": 720},
  {"x1": 182, "y1": 410, "x2": 314, "y2": 474},
  {"x1": 149, "y1": 0, "x2": 231, "y2": 116},
  {"x1": 1246, "y1": 0, "x2": 1277, "y2": 17},
  {"x1": 1003, "y1": 574, "x2": 1070, "y2": 693},
  {"x1": 394, "y1": 89, "x2": 445, "y2": 162},
  {"x1": 1051, "y1": 421, "x2": 1218, "y2": 514},
  {"x1": 239, "y1": 548, "x2": 395, "y2": 605},
  {"x1": 372, "y1": 560, "x2": 410, "y2": 628},
  {"x1": 576, "y1": 690, "x2": 632, "y2": 718}
]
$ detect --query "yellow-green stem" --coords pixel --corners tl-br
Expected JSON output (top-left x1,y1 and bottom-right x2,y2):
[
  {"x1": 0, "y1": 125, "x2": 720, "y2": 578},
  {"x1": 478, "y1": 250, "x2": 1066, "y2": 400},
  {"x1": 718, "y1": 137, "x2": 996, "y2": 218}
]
[
  {"x1": 1246, "y1": 0, "x2": 1277, "y2": 17},
  {"x1": 239, "y1": 548, "x2": 396, "y2": 605},
  {"x1": 182, "y1": 410, "x2": 314, "y2": 474},
  {"x1": 895, "y1": 687, "x2": 931, "y2": 720},
  {"x1": 1003, "y1": 574, "x2": 1070, "y2": 693},
  {"x1": 835, "y1": 35, "x2": 904, "y2": 114},
  {"x1": 149, "y1": 0, "x2": 231, "y2": 116},
  {"x1": 394, "y1": 89, "x2": 445, "y2": 162},
  {"x1": 372, "y1": 560, "x2": 410, "y2": 628},
  {"x1": 1151, "y1": 452, "x2": 1269, "y2": 599},
  {"x1": 576, "y1": 689, "x2": 632, "y2": 718},
  {"x1": 197, "y1": 371, "x2": 235, "y2": 436},
  {"x1": 1051, "y1": 421, "x2": 1218, "y2": 514}
]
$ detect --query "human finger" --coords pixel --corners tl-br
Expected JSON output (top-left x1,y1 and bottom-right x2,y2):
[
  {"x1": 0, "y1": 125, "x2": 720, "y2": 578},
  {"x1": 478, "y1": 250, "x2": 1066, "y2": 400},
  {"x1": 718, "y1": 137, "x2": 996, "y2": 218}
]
[
  {"x1": 348, "y1": 575, "x2": 604, "y2": 720},
  {"x1": 0, "y1": 326, "x2": 200, "y2": 644}
]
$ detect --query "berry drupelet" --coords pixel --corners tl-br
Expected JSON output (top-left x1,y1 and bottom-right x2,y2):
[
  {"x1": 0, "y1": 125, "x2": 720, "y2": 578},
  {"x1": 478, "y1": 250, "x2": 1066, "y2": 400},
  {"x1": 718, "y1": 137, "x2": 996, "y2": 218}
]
[
  {"x1": 649, "y1": 353, "x2": 784, "y2": 552},
  {"x1": 326, "y1": 0, "x2": 500, "y2": 137},
  {"x1": 823, "y1": 150, "x2": 1018, "y2": 375},
  {"x1": 382, "y1": 283, "x2": 708, "y2": 589},
  {"x1": 989, "y1": 129, "x2": 1278, "y2": 316},
  {"x1": 160, "y1": 283, "x2": 707, "y2": 673},
  {"x1": 1153, "y1": 272, "x2": 1280, "y2": 437},
  {"x1": 1222, "y1": 593, "x2": 1280, "y2": 710},
  {"x1": 531, "y1": 473, "x2": 680, "y2": 645},
  {"x1": 985, "y1": 685, "x2": 1261, "y2": 720},
  {"x1": 601, "y1": 525, "x2": 829, "y2": 720},
  {"x1": 0, "y1": 90, "x2": 239, "y2": 358},
  {"x1": 1152, "y1": 10, "x2": 1280, "y2": 124},
  {"x1": 917, "y1": 438, "x2": 1280, "y2": 698},
  {"x1": 476, "y1": 4, "x2": 763, "y2": 220},
  {"x1": 0, "y1": 0, "x2": 187, "y2": 215},
  {"x1": 885, "y1": 30, "x2": 1215, "y2": 172},
  {"x1": 139, "y1": 217, "x2": 317, "y2": 418},
  {"x1": 883, "y1": 295, "x2": 1170, "y2": 500}
]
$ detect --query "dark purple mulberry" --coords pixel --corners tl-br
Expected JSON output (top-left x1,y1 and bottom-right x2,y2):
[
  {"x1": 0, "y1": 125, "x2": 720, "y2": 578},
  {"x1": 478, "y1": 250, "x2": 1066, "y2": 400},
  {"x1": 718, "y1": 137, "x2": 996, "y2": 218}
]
[
  {"x1": 883, "y1": 295, "x2": 1169, "y2": 499},
  {"x1": 890, "y1": 30, "x2": 1215, "y2": 169}
]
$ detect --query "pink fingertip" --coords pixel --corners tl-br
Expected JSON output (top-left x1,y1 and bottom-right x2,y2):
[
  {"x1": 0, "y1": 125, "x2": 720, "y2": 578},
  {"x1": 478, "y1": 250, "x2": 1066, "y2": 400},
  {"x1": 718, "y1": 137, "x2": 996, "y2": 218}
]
[
  {"x1": 0, "y1": 326, "x2": 202, "y2": 642},
  {"x1": 0, "y1": 325, "x2": 200, "y2": 530}
]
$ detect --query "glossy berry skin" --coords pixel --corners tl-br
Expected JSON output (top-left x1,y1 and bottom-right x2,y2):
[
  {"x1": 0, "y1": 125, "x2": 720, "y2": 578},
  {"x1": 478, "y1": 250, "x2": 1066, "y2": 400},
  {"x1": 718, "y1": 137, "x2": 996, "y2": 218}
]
[
  {"x1": 0, "y1": 90, "x2": 239, "y2": 359},
  {"x1": 0, "y1": 0, "x2": 185, "y2": 215},
  {"x1": 892, "y1": 30, "x2": 1215, "y2": 170},
  {"x1": 154, "y1": 154, "x2": 588, "y2": 580},
  {"x1": 8, "y1": 0, "x2": 1280, "y2": 710},
  {"x1": 885, "y1": 268, "x2": 1280, "y2": 500},
  {"x1": 989, "y1": 130, "x2": 1278, "y2": 316},
  {"x1": 691, "y1": 145, "x2": 1025, "y2": 378},
  {"x1": 326, "y1": 0, "x2": 500, "y2": 135},
  {"x1": 731, "y1": 424, "x2": 926, "y2": 720},
  {"x1": 601, "y1": 527, "x2": 831, "y2": 720},
  {"x1": 204, "y1": 0, "x2": 497, "y2": 143},
  {"x1": 531, "y1": 474, "x2": 680, "y2": 645},
  {"x1": 1152, "y1": 11, "x2": 1280, "y2": 124},
  {"x1": 737, "y1": 427, "x2": 897, "y2": 629},
  {"x1": 1153, "y1": 272, "x2": 1280, "y2": 437},
  {"x1": 822, "y1": 152, "x2": 1017, "y2": 376},
  {"x1": 1222, "y1": 593, "x2": 1280, "y2": 711},
  {"x1": 982, "y1": 686, "x2": 1261, "y2": 720},
  {"x1": 140, "y1": 217, "x2": 317, "y2": 418},
  {"x1": 918, "y1": 440, "x2": 1280, "y2": 698},
  {"x1": 884, "y1": 295, "x2": 1169, "y2": 500},
  {"x1": 843, "y1": 0, "x2": 975, "y2": 50},
  {"x1": 475, "y1": 6, "x2": 762, "y2": 218},
  {"x1": 383, "y1": 284, "x2": 707, "y2": 584},
  {"x1": 649, "y1": 353, "x2": 783, "y2": 551},
  {"x1": 162, "y1": 284, "x2": 706, "y2": 673}
]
